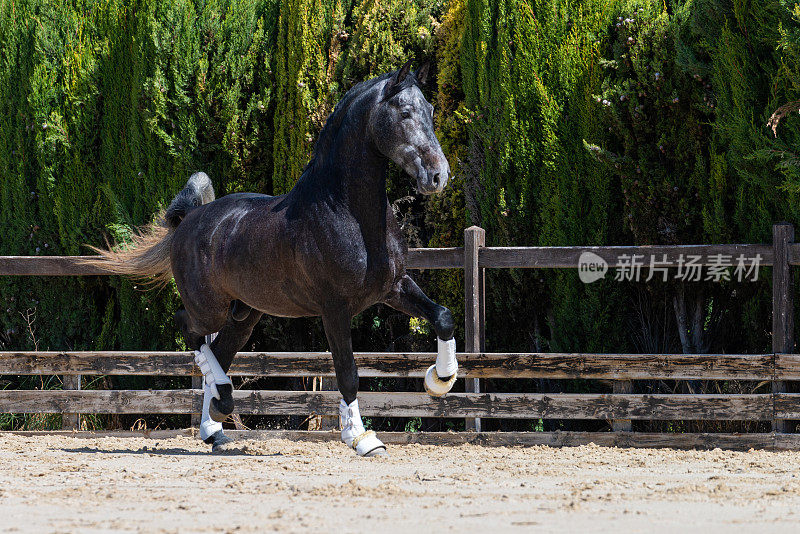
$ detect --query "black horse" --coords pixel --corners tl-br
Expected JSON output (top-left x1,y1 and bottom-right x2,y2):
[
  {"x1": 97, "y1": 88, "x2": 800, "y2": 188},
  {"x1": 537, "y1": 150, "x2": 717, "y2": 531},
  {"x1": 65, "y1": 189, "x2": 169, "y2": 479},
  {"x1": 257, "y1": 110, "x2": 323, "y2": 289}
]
[{"x1": 85, "y1": 61, "x2": 457, "y2": 456}]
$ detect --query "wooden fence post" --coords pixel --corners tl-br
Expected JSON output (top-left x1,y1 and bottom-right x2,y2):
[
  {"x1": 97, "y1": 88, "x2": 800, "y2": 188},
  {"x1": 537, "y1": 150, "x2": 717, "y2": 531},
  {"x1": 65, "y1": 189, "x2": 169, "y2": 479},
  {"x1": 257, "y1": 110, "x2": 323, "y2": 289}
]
[
  {"x1": 773, "y1": 223, "x2": 795, "y2": 433},
  {"x1": 191, "y1": 376, "x2": 202, "y2": 428},
  {"x1": 62, "y1": 375, "x2": 80, "y2": 429},
  {"x1": 465, "y1": 226, "x2": 485, "y2": 432},
  {"x1": 612, "y1": 380, "x2": 632, "y2": 432},
  {"x1": 308, "y1": 376, "x2": 338, "y2": 430}
]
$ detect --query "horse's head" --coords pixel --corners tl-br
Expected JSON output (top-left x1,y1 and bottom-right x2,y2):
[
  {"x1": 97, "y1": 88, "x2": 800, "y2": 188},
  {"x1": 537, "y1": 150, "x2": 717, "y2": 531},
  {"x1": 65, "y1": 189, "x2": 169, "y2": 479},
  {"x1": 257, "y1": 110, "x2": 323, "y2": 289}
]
[{"x1": 370, "y1": 60, "x2": 450, "y2": 195}]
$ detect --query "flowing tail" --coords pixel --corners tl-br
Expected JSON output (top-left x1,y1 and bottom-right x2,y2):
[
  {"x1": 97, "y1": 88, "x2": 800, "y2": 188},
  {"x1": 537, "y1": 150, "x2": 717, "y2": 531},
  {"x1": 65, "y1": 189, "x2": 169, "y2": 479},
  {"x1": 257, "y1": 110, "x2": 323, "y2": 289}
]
[{"x1": 80, "y1": 172, "x2": 215, "y2": 286}]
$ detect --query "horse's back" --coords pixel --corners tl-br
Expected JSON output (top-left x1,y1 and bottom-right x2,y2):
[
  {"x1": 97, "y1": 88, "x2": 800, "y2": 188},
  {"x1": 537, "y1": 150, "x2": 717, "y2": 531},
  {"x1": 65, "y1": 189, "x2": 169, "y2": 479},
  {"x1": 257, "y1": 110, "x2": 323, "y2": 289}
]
[
  {"x1": 169, "y1": 190, "x2": 318, "y2": 315},
  {"x1": 218, "y1": 192, "x2": 275, "y2": 202}
]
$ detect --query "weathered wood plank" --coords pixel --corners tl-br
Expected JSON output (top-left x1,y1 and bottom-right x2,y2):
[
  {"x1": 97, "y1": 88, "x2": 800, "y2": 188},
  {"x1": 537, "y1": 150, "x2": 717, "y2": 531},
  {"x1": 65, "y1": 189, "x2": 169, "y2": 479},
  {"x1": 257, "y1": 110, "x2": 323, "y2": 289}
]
[
  {"x1": 2, "y1": 243, "x2": 772, "y2": 274},
  {"x1": 219, "y1": 430, "x2": 787, "y2": 451},
  {"x1": 190, "y1": 376, "x2": 202, "y2": 428},
  {"x1": 406, "y1": 248, "x2": 463, "y2": 269},
  {"x1": 61, "y1": 375, "x2": 80, "y2": 430},
  {"x1": 0, "y1": 256, "x2": 110, "y2": 276},
  {"x1": 0, "y1": 390, "x2": 774, "y2": 420},
  {"x1": 775, "y1": 354, "x2": 800, "y2": 379},
  {"x1": 772, "y1": 393, "x2": 800, "y2": 420},
  {"x1": 479, "y1": 244, "x2": 774, "y2": 269},
  {"x1": 4, "y1": 429, "x2": 796, "y2": 451},
  {"x1": 0, "y1": 351, "x2": 780, "y2": 380},
  {"x1": 612, "y1": 380, "x2": 633, "y2": 432},
  {"x1": 0, "y1": 390, "x2": 194, "y2": 413},
  {"x1": 0, "y1": 249, "x2": 462, "y2": 276},
  {"x1": 789, "y1": 243, "x2": 800, "y2": 265}
]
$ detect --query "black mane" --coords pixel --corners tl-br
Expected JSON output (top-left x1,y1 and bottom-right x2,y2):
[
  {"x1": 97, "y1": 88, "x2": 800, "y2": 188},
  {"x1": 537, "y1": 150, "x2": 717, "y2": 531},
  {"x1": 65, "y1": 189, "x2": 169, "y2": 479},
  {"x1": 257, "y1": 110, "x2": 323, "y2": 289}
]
[{"x1": 302, "y1": 69, "x2": 418, "y2": 176}]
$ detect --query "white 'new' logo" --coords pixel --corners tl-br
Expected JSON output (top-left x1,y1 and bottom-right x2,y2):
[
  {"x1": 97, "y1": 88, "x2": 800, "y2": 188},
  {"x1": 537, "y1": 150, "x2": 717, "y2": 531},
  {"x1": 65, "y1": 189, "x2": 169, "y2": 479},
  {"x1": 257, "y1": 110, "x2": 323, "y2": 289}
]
[{"x1": 578, "y1": 251, "x2": 608, "y2": 283}]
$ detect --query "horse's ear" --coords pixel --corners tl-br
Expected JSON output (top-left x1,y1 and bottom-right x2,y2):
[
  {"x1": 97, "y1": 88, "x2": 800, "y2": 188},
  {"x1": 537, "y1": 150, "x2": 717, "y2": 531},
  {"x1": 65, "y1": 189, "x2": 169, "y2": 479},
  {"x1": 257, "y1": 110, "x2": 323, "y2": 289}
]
[
  {"x1": 394, "y1": 59, "x2": 413, "y2": 85},
  {"x1": 415, "y1": 62, "x2": 430, "y2": 86},
  {"x1": 383, "y1": 60, "x2": 414, "y2": 99}
]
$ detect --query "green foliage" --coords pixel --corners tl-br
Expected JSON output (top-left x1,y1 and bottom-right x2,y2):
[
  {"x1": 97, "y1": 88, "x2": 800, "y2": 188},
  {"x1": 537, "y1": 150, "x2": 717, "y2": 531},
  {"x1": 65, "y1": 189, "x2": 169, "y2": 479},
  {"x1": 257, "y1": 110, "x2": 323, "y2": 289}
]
[
  {"x1": 459, "y1": 0, "x2": 626, "y2": 352},
  {"x1": 587, "y1": 2, "x2": 713, "y2": 245}
]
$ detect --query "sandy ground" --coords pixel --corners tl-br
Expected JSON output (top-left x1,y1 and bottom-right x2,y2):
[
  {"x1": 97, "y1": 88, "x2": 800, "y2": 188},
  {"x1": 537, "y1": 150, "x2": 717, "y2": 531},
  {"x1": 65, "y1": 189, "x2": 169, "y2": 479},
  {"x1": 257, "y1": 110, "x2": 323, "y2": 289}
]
[{"x1": 1, "y1": 434, "x2": 800, "y2": 533}]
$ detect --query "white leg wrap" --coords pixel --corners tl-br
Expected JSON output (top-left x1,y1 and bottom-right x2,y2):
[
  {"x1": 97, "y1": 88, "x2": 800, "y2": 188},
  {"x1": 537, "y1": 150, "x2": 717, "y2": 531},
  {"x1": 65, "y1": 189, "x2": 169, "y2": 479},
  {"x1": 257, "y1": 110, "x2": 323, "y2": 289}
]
[
  {"x1": 193, "y1": 344, "x2": 232, "y2": 400},
  {"x1": 424, "y1": 338, "x2": 458, "y2": 397},
  {"x1": 199, "y1": 381, "x2": 223, "y2": 441},
  {"x1": 339, "y1": 399, "x2": 386, "y2": 457},
  {"x1": 436, "y1": 337, "x2": 458, "y2": 378}
]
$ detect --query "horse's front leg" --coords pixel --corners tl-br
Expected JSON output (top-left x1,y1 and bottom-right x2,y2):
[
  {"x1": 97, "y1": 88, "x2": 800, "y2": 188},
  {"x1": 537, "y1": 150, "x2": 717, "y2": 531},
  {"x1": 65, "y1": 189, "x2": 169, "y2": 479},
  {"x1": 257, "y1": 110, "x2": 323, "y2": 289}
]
[
  {"x1": 322, "y1": 305, "x2": 387, "y2": 457},
  {"x1": 384, "y1": 274, "x2": 457, "y2": 397}
]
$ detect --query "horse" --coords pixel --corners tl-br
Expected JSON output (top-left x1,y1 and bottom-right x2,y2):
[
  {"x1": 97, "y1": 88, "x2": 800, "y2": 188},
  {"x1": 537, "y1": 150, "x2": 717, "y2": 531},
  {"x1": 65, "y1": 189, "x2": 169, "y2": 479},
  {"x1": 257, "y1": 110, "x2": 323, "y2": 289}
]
[{"x1": 83, "y1": 60, "x2": 457, "y2": 456}]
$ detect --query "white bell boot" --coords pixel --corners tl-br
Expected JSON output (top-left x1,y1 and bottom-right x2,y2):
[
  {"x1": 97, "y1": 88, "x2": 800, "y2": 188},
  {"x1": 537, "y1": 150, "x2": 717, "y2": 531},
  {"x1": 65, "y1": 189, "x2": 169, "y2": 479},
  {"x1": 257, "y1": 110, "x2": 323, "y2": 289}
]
[
  {"x1": 339, "y1": 398, "x2": 387, "y2": 457},
  {"x1": 198, "y1": 380, "x2": 232, "y2": 449},
  {"x1": 199, "y1": 380, "x2": 223, "y2": 442},
  {"x1": 424, "y1": 337, "x2": 458, "y2": 397}
]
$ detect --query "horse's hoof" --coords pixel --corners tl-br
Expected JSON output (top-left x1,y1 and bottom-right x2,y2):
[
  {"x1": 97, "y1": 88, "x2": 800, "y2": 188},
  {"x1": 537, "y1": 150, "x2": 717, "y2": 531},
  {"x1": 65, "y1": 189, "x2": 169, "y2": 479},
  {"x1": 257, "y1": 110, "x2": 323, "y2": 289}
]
[
  {"x1": 424, "y1": 364, "x2": 457, "y2": 397},
  {"x1": 350, "y1": 430, "x2": 387, "y2": 457},
  {"x1": 203, "y1": 429, "x2": 233, "y2": 452},
  {"x1": 209, "y1": 383, "x2": 234, "y2": 422},
  {"x1": 363, "y1": 447, "x2": 389, "y2": 458}
]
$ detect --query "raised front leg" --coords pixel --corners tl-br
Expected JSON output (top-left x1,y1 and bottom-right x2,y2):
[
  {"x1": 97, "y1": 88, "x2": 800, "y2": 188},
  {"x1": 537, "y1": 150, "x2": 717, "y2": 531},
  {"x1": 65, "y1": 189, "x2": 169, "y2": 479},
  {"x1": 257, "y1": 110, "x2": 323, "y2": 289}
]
[
  {"x1": 384, "y1": 274, "x2": 458, "y2": 396},
  {"x1": 322, "y1": 305, "x2": 386, "y2": 457}
]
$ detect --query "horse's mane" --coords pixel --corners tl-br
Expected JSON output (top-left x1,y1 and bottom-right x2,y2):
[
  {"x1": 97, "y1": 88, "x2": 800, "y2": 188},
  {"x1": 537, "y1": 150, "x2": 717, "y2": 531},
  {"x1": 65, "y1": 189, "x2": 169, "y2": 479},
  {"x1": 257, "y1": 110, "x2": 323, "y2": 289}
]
[{"x1": 303, "y1": 68, "x2": 418, "y2": 175}]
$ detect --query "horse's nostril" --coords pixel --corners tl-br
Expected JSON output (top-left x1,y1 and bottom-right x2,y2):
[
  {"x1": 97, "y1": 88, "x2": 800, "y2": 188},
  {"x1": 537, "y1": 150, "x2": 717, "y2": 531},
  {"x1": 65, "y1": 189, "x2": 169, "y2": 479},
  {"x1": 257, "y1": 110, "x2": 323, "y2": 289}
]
[{"x1": 432, "y1": 172, "x2": 440, "y2": 186}]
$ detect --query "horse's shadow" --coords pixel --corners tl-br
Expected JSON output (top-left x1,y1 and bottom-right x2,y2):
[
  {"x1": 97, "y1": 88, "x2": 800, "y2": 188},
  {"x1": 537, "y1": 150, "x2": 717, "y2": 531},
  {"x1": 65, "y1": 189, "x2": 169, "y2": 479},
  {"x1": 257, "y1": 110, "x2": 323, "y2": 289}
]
[{"x1": 60, "y1": 445, "x2": 282, "y2": 457}]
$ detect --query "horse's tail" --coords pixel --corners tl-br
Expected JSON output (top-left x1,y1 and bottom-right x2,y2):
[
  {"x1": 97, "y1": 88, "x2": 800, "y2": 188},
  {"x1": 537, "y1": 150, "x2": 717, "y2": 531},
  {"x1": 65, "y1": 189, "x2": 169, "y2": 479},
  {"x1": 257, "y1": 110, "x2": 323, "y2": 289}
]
[{"x1": 80, "y1": 172, "x2": 215, "y2": 286}]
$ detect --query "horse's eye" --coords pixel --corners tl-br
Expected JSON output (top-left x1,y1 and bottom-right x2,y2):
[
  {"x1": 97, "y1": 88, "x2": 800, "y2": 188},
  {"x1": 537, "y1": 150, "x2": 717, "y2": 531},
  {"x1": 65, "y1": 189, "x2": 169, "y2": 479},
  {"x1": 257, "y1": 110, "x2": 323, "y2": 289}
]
[{"x1": 401, "y1": 110, "x2": 412, "y2": 119}]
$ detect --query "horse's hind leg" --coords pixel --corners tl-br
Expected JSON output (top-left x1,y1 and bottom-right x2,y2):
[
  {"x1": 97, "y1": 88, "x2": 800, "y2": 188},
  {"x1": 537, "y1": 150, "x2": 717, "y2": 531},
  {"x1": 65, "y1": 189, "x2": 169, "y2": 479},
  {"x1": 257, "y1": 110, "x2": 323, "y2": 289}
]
[
  {"x1": 383, "y1": 274, "x2": 457, "y2": 397},
  {"x1": 175, "y1": 308, "x2": 227, "y2": 446},
  {"x1": 194, "y1": 308, "x2": 262, "y2": 450}
]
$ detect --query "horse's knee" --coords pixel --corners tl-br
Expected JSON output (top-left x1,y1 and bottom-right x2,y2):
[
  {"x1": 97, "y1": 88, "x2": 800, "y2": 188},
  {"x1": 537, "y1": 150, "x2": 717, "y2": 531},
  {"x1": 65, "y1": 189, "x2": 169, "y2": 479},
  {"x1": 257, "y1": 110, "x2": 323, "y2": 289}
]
[{"x1": 434, "y1": 307, "x2": 454, "y2": 340}]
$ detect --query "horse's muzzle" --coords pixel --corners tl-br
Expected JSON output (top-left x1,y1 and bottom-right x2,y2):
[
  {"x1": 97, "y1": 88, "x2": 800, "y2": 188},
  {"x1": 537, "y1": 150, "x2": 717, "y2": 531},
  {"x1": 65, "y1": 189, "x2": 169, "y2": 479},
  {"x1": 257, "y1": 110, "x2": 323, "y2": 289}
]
[{"x1": 416, "y1": 163, "x2": 450, "y2": 195}]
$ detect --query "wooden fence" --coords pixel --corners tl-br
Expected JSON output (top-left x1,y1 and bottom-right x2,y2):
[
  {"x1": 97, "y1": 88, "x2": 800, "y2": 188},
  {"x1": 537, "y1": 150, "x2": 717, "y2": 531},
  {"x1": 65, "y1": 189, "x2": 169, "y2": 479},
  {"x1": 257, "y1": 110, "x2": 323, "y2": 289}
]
[{"x1": 1, "y1": 223, "x2": 799, "y2": 450}]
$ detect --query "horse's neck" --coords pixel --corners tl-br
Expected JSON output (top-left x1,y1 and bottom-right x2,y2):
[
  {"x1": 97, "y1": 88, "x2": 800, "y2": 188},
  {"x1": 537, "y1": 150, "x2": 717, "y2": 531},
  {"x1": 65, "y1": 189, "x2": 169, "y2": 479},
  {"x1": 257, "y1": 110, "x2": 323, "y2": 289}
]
[{"x1": 307, "y1": 123, "x2": 391, "y2": 232}]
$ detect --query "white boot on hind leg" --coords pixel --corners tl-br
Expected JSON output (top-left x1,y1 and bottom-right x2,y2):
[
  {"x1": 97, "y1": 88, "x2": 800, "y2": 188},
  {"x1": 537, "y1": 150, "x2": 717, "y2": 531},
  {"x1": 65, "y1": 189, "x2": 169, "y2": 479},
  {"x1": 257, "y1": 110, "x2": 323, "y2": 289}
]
[
  {"x1": 194, "y1": 343, "x2": 233, "y2": 422},
  {"x1": 424, "y1": 337, "x2": 458, "y2": 397},
  {"x1": 194, "y1": 344, "x2": 232, "y2": 400},
  {"x1": 198, "y1": 381, "x2": 232, "y2": 447},
  {"x1": 198, "y1": 379, "x2": 233, "y2": 450},
  {"x1": 339, "y1": 399, "x2": 386, "y2": 457}
]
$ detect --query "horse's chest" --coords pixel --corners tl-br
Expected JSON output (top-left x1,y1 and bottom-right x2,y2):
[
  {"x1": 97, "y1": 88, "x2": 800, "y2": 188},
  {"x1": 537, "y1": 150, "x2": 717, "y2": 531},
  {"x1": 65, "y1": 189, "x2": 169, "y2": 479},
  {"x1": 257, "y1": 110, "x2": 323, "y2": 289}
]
[
  {"x1": 298, "y1": 208, "x2": 405, "y2": 307},
  {"x1": 366, "y1": 249, "x2": 399, "y2": 287},
  {"x1": 346, "y1": 242, "x2": 399, "y2": 291}
]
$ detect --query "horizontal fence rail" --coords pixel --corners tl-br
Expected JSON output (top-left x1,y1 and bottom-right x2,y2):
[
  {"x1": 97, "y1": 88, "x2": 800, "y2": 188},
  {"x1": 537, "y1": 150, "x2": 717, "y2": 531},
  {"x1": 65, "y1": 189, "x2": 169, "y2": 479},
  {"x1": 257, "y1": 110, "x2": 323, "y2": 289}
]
[
  {"x1": 0, "y1": 352, "x2": 796, "y2": 421},
  {"x1": 1, "y1": 241, "x2": 790, "y2": 275},
  {"x1": 0, "y1": 248, "x2": 464, "y2": 275},
  {"x1": 479, "y1": 244, "x2": 775, "y2": 269},
  {"x1": 1, "y1": 390, "x2": 796, "y2": 420},
  {"x1": 0, "y1": 223, "x2": 797, "y2": 449},
  {"x1": 1, "y1": 351, "x2": 798, "y2": 380}
]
